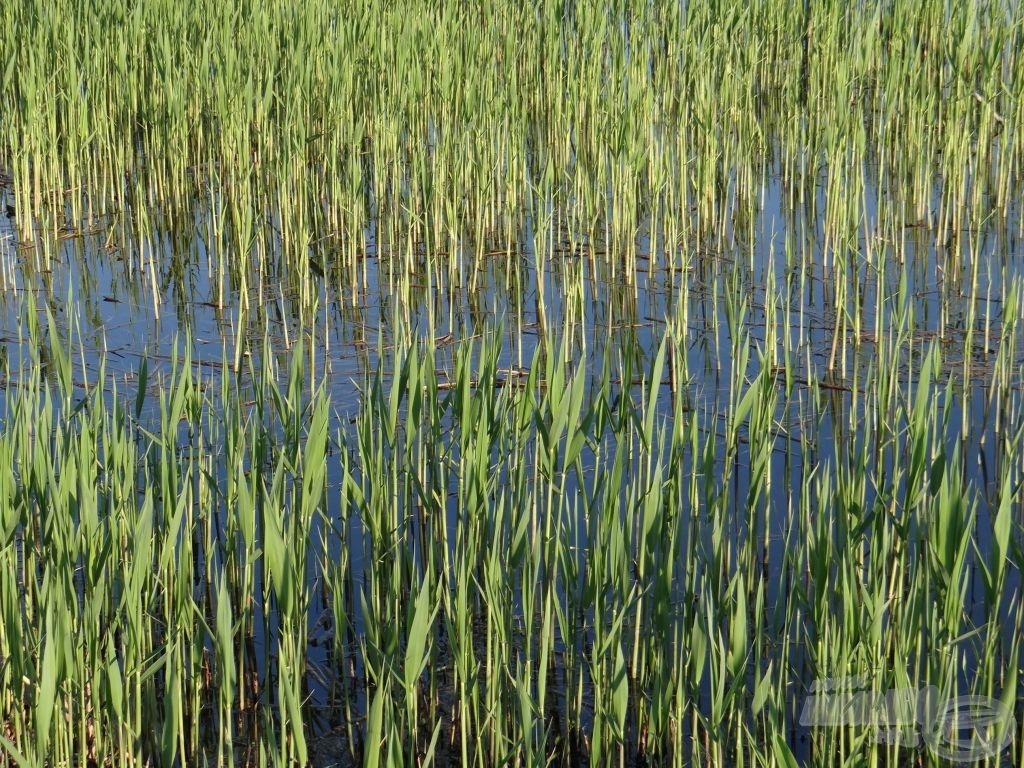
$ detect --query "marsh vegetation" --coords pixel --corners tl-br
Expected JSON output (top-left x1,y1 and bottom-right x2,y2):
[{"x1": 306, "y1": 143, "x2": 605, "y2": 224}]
[{"x1": 1, "y1": 0, "x2": 1023, "y2": 765}]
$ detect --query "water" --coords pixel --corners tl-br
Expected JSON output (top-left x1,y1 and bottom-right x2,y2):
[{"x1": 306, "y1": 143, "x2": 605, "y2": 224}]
[
  {"x1": 2, "y1": 163, "x2": 1021, "y2": 581},
  {"x1": 1, "y1": 157, "x2": 1022, "y2": 763}
]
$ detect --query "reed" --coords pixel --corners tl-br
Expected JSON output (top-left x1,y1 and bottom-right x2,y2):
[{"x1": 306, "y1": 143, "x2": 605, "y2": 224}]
[{"x1": 1, "y1": 0, "x2": 1023, "y2": 765}]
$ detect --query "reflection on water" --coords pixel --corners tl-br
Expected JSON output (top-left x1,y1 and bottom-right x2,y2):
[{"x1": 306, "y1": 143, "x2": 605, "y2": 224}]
[{"x1": 0, "y1": 157, "x2": 1022, "y2": 761}]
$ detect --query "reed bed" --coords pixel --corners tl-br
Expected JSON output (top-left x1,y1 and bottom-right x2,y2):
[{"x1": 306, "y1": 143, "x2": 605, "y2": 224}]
[
  {"x1": 2, "y1": 0, "x2": 1023, "y2": 301},
  {"x1": 0, "y1": 0, "x2": 1023, "y2": 766},
  {"x1": 0, "y1": 295, "x2": 1020, "y2": 766}
]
